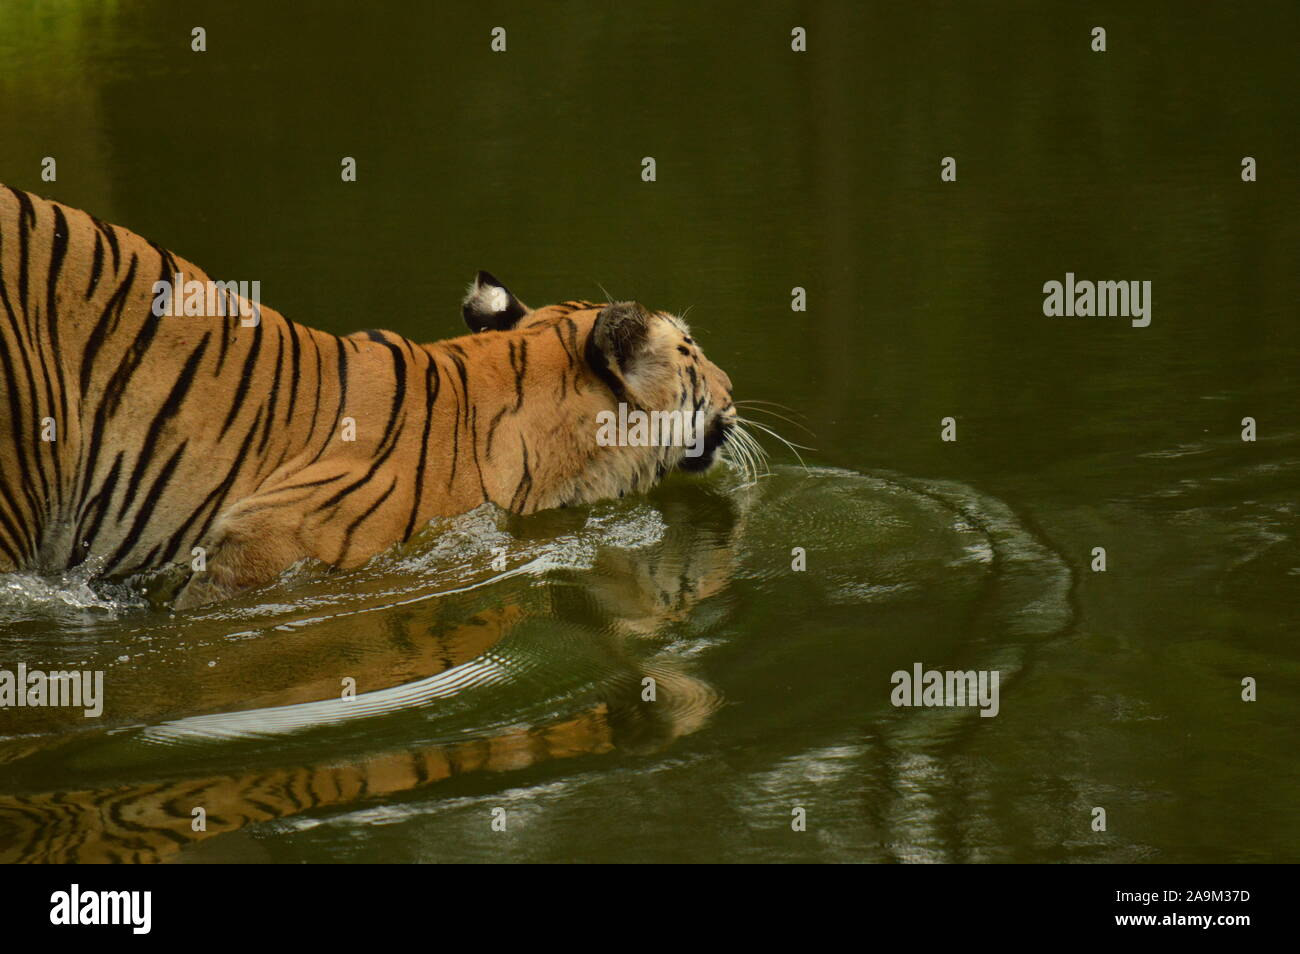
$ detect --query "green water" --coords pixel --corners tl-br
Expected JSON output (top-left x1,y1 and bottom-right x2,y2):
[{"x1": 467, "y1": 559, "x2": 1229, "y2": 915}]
[{"x1": 0, "y1": 1, "x2": 1296, "y2": 863}]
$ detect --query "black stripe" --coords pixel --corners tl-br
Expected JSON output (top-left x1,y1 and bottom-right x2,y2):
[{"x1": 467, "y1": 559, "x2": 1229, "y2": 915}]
[
  {"x1": 215, "y1": 303, "x2": 235, "y2": 374},
  {"x1": 263, "y1": 321, "x2": 307, "y2": 478},
  {"x1": 217, "y1": 315, "x2": 264, "y2": 440},
  {"x1": 43, "y1": 205, "x2": 72, "y2": 507},
  {"x1": 80, "y1": 253, "x2": 139, "y2": 397},
  {"x1": 0, "y1": 260, "x2": 50, "y2": 534},
  {"x1": 467, "y1": 405, "x2": 489, "y2": 502},
  {"x1": 261, "y1": 470, "x2": 349, "y2": 497},
  {"x1": 13, "y1": 187, "x2": 37, "y2": 321},
  {"x1": 0, "y1": 478, "x2": 31, "y2": 565},
  {"x1": 484, "y1": 407, "x2": 507, "y2": 460},
  {"x1": 315, "y1": 411, "x2": 407, "y2": 514},
  {"x1": 115, "y1": 333, "x2": 211, "y2": 521},
  {"x1": 155, "y1": 407, "x2": 265, "y2": 564},
  {"x1": 255, "y1": 329, "x2": 287, "y2": 460},
  {"x1": 86, "y1": 228, "x2": 105, "y2": 299},
  {"x1": 448, "y1": 349, "x2": 471, "y2": 426},
  {"x1": 553, "y1": 321, "x2": 577, "y2": 368},
  {"x1": 583, "y1": 326, "x2": 632, "y2": 406},
  {"x1": 337, "y1": 476, "x2": 397, "y2": 564},
  {"x1": 70, "y1": 452, "x2": 124, "y2": 567},
  {"x1": 509, "y1": 338, "x2": 528, "y2": 411},
  {"x1": 282, "y1": 319, "x2": 303, "y2": 426},
  {"x1": 102, "y1": 441, "x2": 188, "y2": 576},
  {"x1": 401, "y1": 356, "x2": 440, "y2": 541},
  {"x1": 92, "y1": 215, "x2": 120, "y2": 276},
  {"x1": 364, "y1": 335, "x2": 409, "y2": 455},
  {"x1": 447, "y1": 386, "x2": 460, "y2": 489},
  {"x1": 444, "y1": 350, "x2": 474, "y2": 489},
  {"x1": 510, "y1": 436, "x2": 533, "y2": 511},
  {"x1": 304, "y1": 332, "x2": 324, "y2": 445},
  {"x1": 94, "y1": 255, "x2": 166, "y2": 423},
  {"x1": 306, "y1": 336, "x2": 349, "y2": 466},
  {"x1": 12, "y1": 192, "x2": 61, "y2": 517}
]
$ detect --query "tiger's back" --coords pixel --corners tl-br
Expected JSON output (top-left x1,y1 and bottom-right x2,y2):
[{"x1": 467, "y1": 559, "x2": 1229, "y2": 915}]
[
  {"x1": 0, "y1": 184, "x2": 355, "y2": 580},
  {"x1": 0, "y1": 184, "x2": 739, "y2": 606}
]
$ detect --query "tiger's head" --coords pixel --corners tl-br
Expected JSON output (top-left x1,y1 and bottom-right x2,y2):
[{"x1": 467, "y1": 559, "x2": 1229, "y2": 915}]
[{"x1": 460, "y1": 271, "x2": 737, "y2": 509}]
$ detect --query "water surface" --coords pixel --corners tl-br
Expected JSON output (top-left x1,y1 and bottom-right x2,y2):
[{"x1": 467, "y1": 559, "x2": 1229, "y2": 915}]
[{"x1": 0, "y1": 1, "x2": 1296, "y2": 863}]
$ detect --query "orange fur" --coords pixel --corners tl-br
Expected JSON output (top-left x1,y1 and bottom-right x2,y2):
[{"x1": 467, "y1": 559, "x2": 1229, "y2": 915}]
[{"x1": 0, "y1": 186, "x2": 735, "y2": 606}]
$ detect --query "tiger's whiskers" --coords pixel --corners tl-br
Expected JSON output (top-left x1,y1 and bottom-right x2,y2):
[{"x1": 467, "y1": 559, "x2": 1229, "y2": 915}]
[
  {"x1": 733, "y1": 401, "x2": 815, "y2": 437},
  {"x1": 721, "y1": 419, "x2": 768, "y2": 485},
  {"x1": 733, "y1": 414, "x2": 815, "y2": 475}
]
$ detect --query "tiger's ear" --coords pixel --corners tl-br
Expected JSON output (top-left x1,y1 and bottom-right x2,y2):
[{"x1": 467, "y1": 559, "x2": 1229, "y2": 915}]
[
  {"x1": 587, "y1": 302, "x2": 653, "y2": 387},
  {"x1": 463, "y1": 271, "x2": 527, "y2": 332}
]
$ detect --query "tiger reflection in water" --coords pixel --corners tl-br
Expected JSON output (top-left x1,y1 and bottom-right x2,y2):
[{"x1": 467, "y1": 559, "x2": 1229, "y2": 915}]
[{"x1": 0, "y1": 484, "x2": 742, "y2": 863}]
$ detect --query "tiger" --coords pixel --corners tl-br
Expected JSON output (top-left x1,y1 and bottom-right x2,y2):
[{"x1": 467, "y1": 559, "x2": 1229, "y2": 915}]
[{"x1": 0, "y1": 184, "x2": 737, "y2": 607}]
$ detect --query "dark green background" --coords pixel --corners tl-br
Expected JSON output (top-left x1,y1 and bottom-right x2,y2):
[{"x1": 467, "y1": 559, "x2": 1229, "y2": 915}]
[{"x1": 0, "y1": 1, "x2": 1296, "y2": 862}]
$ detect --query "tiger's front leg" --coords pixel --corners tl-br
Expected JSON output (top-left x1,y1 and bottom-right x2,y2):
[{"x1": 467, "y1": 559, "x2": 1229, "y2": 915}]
[
  {"x1": 172, "y1": 506, "x2": 315, "y2": 610},
  {"x1": 172, "y1": 463, "x2": 410, "y2": 610}
]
